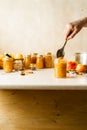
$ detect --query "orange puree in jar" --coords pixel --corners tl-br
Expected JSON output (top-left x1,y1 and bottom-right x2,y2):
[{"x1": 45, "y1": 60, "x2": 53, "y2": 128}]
[
  {"x1": 31, "y1": 53, "x2": 38, "y2": 64},
  {"x1": 44, "y1": 52, "x2": 53, "y2": 68},
  {"x1": 54, "y1": 57, "x2": 67, "y2": 78},
  {"x1": 0, "y1": 55, "x2": 4, "y2": 69},
  {"x1": 24, "y1": 55, "x2": 31, "y2": 69},
  {"x1": 3, "y1": 57, "x2": 13, "y2": 72},
  {"x1": 36, "y1": 55, "x2": 44, "y2": 69}
]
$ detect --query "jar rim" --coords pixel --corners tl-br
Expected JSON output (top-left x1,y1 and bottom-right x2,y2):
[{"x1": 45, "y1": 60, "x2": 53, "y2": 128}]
[{"x1": 3, "y1": 57, "x2": 14, "y2": 61}]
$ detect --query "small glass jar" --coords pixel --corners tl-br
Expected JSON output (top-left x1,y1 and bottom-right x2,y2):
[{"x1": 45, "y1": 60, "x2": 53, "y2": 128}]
[
  {"x1": 24, "y1": 55, "x2": 31, "y2": 69},
  {"x1": 36, "y1": 55, "x2": 44, "y2": 69},
  {"x1": 14, "y1": 59, "x2": 24, "y2": 71},
  {"x1": 54, "y1": 57, "x2": 67, "y2": 78},
  {"x1": 3, "y1": 57, "x2": 14, "y2": 72},
  {"x1": 31, "y1": 53, "x2": 38, "y2": 64},
  {"x1": 44, "y1": 52, "x2": 53, "y2": 68},
  {"x1": 30, "y1": 63, "x2": 36, "y2": 70}
]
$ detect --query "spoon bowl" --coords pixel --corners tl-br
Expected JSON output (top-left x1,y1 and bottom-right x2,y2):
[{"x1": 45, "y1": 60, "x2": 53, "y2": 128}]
[{"x1": 56, "y1": 41, "x2": 67, "y2": 58}]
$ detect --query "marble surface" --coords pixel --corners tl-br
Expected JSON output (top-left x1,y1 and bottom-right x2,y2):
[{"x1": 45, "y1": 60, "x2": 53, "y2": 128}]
[{"x1": 0, "y1": 69, "x2": 87, "y2": 90}]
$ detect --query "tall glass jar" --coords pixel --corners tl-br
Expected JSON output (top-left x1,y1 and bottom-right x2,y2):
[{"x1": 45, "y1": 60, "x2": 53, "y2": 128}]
[
  {"x1": 31, "y1": 53, "x2": 38, "y2": 64},
  {"x1": 3, "y1": 57, "x2": 14, "y2": 72},
  {"x1": 54, "y1": 57, "x2": 67, "y2": 78},
  {"x1": 44, "y1": 52, "x2": 53, "y2": 68},
  {"x1": 36, "y1": 55, "x2": 44, "y2": 69},
  {"x1": 24, "y1": 55, "x2": 31, "y2": 69}
]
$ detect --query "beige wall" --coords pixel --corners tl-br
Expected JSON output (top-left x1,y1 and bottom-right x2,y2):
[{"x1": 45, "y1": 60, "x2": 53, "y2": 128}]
[{"x1": 0, "y1": 0, "x2": 87, "y2": 59}]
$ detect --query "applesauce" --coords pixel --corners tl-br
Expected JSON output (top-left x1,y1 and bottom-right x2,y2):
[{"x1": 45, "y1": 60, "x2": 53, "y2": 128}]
[
  {"x1": 24, "y1": 55, "x2": 31, "y2": 69},
  {"x1": 31, "y1": 53, "x2": 38, "y2": 64},
  {"x1": 0, "y1": 54, "x2": 4, "y2": 69},
  {"x1": 36, "y1": 55, "x2": 44, "y2": 69},
  {"x1": 3, "y1": 57, "x2": 14, "y2": 72},
  {"x1": 54, "y1": 57, "x2": 67, "y2": 78},
  {"x1": 44, "y1": 52, "x2": 53, "y2": 68}
]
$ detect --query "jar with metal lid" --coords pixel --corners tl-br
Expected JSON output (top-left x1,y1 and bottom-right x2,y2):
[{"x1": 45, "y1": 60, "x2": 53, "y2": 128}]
[
  {"x1": 31, "y1": 53, "x2": 38, "y2": 64},
  {"x1": 54, "y1": 57, "x2": 67, "y2": 78},
  {"x1": 44, "y1": 52, "x2": 53, "y2": 68},
  {"x1": 3, "y1": 57, "x2": 14, "y2": 72},
  {"x1": 36, "y1": 55, "x2": 44, "y2": 69},
  {"x1": 24, "y1": 55, "x2": 31, "y2": 69}
]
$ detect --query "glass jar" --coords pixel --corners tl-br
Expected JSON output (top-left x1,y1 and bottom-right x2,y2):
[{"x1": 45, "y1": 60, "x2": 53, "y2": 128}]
[
  {"x1": 54, "y1": 57, "x2": 67, "y2": 78},
  {"x1": 30, "y1": 63, "x2": 36, "y2": 70},
  {"x1": 0, "y1": 54, "x2": 4, "y2": 69},
  {"x1": 31, "y1": 53, "x2": 38, "y2": 64},
  {"x1": 44, "y1": 52, "x2": 53, "y2": 68},
  {"x1": 24, "y1": 55, "x2": 31, "y2": 69},
  {"x1": 14, "y1": 59, "x2": 24, "y2": 71},
  {"x1": 3, "y1": 57, "x2": 14, "y2": 72},
  {"x1": 0, "y1": 60, "x2": 3, "y2": 69},
  {"x1": 36, "y1": 55, "x2": 44, "y2": 69}
]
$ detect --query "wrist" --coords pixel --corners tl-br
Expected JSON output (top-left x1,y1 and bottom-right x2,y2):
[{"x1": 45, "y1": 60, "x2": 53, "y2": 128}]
[{"x1": 80, "y1": 17, "x2": 87, "y2": 27}]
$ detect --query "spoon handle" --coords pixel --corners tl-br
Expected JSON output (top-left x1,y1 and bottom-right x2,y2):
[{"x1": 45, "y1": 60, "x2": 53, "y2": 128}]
[{"x1": 63, "y1": 41, "x2": 67, "y2": 49}]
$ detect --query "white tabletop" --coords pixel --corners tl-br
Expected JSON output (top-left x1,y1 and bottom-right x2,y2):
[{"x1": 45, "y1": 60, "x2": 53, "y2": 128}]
[{"x1": 0, "y1": 69, "x2": 87, "y2": 90}]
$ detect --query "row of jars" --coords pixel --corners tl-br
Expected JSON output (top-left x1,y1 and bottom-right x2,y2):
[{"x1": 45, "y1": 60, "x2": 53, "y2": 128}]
[
  {"x1": 0, "y1": 52, "x2": 53, "y2": 73},
  {"x1": 0, "y1": 53, "x2": 67, "y2": 78}
]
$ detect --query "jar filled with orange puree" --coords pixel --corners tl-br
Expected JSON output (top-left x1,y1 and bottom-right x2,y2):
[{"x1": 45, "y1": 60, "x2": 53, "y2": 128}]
[
  {"x1": 54, "y1": 57, "x2": 67, "y2": 78},
  {"x1": 36, "y1": 55, "x2": 44, "y2": 69},
  {"x1": 44, "y1": 52, "x2": 53, "y2": 68},
  {"x1": 3, "y1": 57, "x2": 14, "y2": 72},
  {"x1": 24, "y1": 55, "x2": 31, "y2": 69}
]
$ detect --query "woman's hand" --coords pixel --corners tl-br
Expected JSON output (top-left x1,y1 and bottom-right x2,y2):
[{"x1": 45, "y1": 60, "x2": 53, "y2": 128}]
[{"x1": 64, "y1": 19, "x2": 86, "y2": 41}]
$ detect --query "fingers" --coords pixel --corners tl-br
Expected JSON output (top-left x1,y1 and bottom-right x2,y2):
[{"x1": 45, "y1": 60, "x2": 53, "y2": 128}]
[
  {"x1": 64, "y1": 20, "x2": 82, "y2": 41},
  {"x1": 64, "y1": 29, "x2": 72, "y2": 41},
  {"x1": 67, "y1": 28, "x2": 78, "y2": 40},
  {"x1": 64, "y1": 24, "x2": 73, "y2": 41}
]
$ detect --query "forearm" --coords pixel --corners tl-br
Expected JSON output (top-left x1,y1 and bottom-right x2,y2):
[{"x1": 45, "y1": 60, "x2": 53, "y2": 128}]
[{"x1": 80, "y1": 17, "x2": 87, "y2": 27}]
